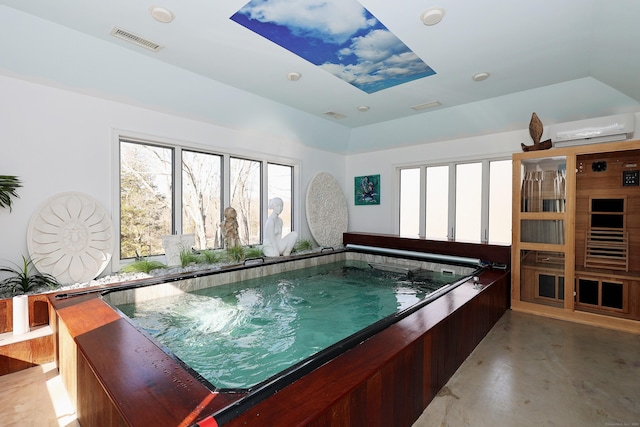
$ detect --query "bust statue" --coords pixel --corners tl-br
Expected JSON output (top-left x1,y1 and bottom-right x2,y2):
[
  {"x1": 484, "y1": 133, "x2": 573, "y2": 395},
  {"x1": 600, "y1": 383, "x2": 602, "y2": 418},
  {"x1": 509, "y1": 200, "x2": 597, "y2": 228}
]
[{"x1": 262, "y1": 197, "x2": 298, "y2": 257}]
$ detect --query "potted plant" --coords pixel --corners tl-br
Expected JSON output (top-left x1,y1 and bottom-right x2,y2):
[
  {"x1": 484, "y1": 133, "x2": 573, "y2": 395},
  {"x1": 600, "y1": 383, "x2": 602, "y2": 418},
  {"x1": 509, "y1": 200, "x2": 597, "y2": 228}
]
[
  {"x1": 0, "y1": 255, "x2": 59, "y2": 296},
  {"x1": 0, "y1": 175, "x2": 22, "y2": 211}
]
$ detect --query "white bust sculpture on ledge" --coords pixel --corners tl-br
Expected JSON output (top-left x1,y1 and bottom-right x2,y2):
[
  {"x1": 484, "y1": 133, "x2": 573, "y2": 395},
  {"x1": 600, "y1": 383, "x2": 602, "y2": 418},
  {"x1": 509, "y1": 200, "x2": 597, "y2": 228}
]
[{"x1": 263, "y1": 197, "x2": 298, "y2": 257}]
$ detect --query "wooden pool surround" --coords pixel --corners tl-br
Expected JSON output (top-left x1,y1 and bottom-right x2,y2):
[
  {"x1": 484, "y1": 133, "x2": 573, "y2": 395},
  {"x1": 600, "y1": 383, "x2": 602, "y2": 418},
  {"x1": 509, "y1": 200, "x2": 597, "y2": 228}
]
[{"x1": 46, "y1": 235, "x2": 510, "y2": 426}]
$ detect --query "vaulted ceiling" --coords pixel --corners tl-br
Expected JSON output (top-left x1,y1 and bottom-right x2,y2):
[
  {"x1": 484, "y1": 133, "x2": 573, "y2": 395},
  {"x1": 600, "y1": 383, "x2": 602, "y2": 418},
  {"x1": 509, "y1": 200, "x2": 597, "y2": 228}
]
[{"x1": 1, "y1": 0, "x2": 639, "y2": 153}]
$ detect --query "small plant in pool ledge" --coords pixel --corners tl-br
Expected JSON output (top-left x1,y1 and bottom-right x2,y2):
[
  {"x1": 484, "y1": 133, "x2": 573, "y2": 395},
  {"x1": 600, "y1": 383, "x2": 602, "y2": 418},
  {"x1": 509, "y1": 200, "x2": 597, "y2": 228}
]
[
  {"x1": 292, "y1": 238, "x2": 313, "y2": 253},
  {"x1": 0, "y1": 255, "x2": 59, "y2": 296},
  {"x1": 245, "y1": 246, "x2": 263, "y2": 259},
  {"x1": 120, "y1": 258, "x2": 167, "y2": 274},
  {"x1": 197, "y1": 249, "x2": 223, "y2": 264},
  {"x1": 225, "y1": 245, "x2": 246, "y2": 263},
  {"x1": 179, "y1": 248, "x2": 200, "y2": 267}
]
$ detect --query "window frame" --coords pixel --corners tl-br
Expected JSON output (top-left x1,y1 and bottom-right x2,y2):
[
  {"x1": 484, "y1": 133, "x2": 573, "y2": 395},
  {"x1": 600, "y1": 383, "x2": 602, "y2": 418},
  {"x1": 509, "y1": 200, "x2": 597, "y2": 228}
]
[
  {"x1": 112, "y1": 130, "x2": 300, "y2": 271},
  {"x1": 395, "y1": 155, "x2": 512, "y2": 245}
]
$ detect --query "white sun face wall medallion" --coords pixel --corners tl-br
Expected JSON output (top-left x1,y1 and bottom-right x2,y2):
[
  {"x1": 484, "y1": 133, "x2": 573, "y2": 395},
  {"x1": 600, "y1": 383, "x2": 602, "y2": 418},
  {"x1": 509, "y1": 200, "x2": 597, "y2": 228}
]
[
  {"x1": 27, "y1": 192, "x2": 115, "y2": 284},
  {"x1": 305, "y1": 172, "x2": 348, "y2": 248}
]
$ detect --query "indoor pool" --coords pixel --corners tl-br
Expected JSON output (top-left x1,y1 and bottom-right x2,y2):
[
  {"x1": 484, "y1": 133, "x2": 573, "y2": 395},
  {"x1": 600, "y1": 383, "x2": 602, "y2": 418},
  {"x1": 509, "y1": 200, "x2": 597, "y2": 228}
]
[{"x1": 114, "y1": 260, "x2": 471, "y2": 391}]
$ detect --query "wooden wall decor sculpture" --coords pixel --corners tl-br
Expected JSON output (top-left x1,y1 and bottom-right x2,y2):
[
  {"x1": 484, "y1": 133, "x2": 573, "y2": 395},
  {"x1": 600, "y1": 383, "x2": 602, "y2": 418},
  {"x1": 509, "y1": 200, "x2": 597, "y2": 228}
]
[{"x1": 521, "y1": 112, "x2": 553, "y2": 152}]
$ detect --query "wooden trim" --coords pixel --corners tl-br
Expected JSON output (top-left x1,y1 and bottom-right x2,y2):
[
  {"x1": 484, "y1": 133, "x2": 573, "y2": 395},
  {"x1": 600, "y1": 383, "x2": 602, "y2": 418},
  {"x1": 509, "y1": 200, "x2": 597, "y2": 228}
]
[{"x1": 511, "y1": 301, "x2": 640, "y2": 334}]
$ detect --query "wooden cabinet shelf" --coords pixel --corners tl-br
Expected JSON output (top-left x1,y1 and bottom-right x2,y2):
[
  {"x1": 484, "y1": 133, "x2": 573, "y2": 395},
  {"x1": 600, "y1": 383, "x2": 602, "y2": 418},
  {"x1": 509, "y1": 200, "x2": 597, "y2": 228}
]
[{"x1": 512, "y1": 140, "x2": 640, "y2": 334}]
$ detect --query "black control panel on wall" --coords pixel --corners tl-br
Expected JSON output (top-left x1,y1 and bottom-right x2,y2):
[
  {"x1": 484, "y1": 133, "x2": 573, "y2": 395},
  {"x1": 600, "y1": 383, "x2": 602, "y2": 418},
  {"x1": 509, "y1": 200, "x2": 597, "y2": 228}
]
[
  {"x1": 623, "y1": 170, "x2": 639, "y2": 186},
  {"x1": 591, "y1": 161, "x2": 607, "y2": 172}
]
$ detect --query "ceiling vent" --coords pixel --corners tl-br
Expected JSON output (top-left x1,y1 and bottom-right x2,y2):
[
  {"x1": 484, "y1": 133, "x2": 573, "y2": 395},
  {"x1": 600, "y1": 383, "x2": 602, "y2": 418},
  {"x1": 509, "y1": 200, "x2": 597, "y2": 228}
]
[
  {"x1": 411, "y1": 101, "x2": 441, "y2": 111},
  {"x1": 550, "y1": 113, "x2": 635, "y2": 147},
  {"x1": 323, "y1": 111, "x2": 346, "y2": 120},
  {"x1": 110, "y1": 27, "x2": 163, "y2": 52}
]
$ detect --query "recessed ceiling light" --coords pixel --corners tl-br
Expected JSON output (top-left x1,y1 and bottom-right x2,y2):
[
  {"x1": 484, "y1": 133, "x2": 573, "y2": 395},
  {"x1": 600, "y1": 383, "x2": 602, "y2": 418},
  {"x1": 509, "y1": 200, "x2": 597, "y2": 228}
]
[
  {"x1": 323, "y1": 111, "x2": 346, "y2": 120},
  {"x1": 149, "y1": 6, "x2": 174, "y2": 23},
  {"x1": 287, "y1": 72, "x2": 302, "y2": 81},
  {"x1": 421, "y1": 8, "x2": 445, "y2": 26},
  {"x1": 472, "y1": 72, "x2": 490, "y2": 82},
  {"x1": 357, "y1": 106, "x2": 370, "y2": 112},
  {"x1": 411, "y1": 101, "x2": 441, "y2": 111}
]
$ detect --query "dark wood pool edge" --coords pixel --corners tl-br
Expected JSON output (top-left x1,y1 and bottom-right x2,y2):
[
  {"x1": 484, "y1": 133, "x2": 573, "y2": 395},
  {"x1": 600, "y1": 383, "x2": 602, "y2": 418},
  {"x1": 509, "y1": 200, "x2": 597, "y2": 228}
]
[
  {"x1": 46, "y1": 235, "x2": 510, "y2": 427},
  {"x1": 342, "y1": 232, "x2": 511, "y2": 267}
]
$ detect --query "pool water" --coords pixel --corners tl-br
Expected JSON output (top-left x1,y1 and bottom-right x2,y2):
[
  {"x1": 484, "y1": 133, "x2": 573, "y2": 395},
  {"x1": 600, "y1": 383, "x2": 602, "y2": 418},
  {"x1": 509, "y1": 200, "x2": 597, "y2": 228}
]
[{"x1": 116, "y1": 261, "x2": 465, "y2": 389}]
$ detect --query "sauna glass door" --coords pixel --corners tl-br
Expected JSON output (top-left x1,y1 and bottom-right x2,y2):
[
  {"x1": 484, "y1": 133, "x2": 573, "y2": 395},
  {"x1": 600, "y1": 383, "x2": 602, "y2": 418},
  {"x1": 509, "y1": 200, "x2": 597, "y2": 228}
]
[{"x1": 517, "y1": 156, "x2": 568, "y2": 308}]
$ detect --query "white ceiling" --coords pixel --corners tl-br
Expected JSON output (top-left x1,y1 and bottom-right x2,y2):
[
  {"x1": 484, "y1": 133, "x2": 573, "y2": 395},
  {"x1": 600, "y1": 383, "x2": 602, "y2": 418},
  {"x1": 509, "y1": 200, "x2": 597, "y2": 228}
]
[{"x1": 1, "y1": 0, "x2": 639, "y2": 153}]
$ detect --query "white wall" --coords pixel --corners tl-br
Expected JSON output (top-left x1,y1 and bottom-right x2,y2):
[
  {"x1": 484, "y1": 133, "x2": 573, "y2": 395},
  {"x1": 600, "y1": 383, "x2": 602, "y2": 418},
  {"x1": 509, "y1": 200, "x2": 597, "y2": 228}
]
[{"x1": 0, "y1": 75, "x2": 345, "y2": 277}]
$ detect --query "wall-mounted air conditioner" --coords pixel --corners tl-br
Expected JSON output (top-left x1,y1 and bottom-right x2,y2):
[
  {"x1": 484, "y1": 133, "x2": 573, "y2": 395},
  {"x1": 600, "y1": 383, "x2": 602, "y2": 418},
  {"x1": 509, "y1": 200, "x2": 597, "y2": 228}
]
[{"x1": 549, "y1": 113, "x2": 635, "y2": 147}]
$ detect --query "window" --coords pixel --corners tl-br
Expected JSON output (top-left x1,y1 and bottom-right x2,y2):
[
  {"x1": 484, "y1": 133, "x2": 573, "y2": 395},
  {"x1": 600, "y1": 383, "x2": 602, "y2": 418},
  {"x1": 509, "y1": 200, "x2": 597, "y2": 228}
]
[
  {"x1": 399, "y1": 168, "x2": 420, "y2": 237},
  {"x1": 426, "y1": 166, "x2": 449, "y2": 240},
  {"x1": 398, "y1": 158, "x2": 512, "y2": 244},
  {"x1": 455, "y1": 162, "x2": 482, "y2": 242},
  {"x1": 117, "y1": 137, "x2": 296, "y2": 263},
  {"x1": 230, "y1": 157, "x2": 261, "y2": 246},
  {"x1": 182, "y1": 150, "x2": 222, "y2": 250},
  {"x1": 120, "y1": 141, "x2": 173, "y2": 258},
  {"x1": 268, "y1": 163, "x2": 294, "y2": 236},
  {"x1": 488, "y1": 160, "x2": 513, "y2": 244}
]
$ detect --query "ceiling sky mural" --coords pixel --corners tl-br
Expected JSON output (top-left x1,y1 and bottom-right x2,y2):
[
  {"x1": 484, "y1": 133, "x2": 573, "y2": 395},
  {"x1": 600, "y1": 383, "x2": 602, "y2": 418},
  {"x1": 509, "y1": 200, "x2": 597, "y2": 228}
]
[{"x1": 230, "y1": 0, "x2": 436, "y2": 94}]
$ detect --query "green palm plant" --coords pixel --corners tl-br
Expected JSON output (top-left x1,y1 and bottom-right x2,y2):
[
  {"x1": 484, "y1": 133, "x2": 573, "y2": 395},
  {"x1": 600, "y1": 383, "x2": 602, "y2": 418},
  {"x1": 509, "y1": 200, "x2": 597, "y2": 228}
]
[
  {"x1": 198, "y1": 249, "x2": 223, "y2": 264},
  {"x1": 120, "y1": 258, "x2": 167, "y2": 274},
  {"x1": 0, "y1": 175, "x2": 22, "y2": 212},
  {"x1": 0, "y1": 255, "x2": 59, "y2": 295},
  {"x1": 179, "y1": 248, "x2": 200, "y2": 267},
  {"x1": 225, "y1": 245, "x2": 246, "y2": 263},
  {"x1": 292, "y1": 238, "x2": 313, "y2": 253}
]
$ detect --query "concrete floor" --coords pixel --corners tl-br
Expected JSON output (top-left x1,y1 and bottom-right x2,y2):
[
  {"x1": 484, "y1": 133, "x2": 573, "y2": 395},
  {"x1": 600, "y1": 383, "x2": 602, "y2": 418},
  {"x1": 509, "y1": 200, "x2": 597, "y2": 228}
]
[
  {"x1": 0, "y1": 361, "x2": 79, "y2": 427},
  {"x1": 413, "y1": 311, "x2": 640, "y2": 427},
  {"x1": 1, "y1": 310, "x2": 639, "y2": 426}
]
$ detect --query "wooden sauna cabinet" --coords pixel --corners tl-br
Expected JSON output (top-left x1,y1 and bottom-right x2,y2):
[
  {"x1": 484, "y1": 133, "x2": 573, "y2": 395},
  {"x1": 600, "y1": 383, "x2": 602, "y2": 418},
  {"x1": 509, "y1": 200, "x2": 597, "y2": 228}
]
[{"x1": 511, "y1": 139, "x2": 640, "y2": 334}]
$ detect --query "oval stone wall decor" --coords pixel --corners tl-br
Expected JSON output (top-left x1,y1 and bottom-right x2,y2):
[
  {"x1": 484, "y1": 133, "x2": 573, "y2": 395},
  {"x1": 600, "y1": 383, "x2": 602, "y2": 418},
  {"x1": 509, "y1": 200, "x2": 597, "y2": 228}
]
[
  {"x1": 306, "y1": 172, "x2": 348, "y2": 248},
  {"x1": 27, "y1": 192, "x2": 115, "y2": 284}
]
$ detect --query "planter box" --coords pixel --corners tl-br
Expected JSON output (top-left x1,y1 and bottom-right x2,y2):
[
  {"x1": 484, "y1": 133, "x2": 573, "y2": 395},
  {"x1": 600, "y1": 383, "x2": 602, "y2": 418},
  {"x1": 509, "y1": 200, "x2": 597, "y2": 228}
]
[{"x1": 0, "y1": 294, "x2": 54, "y2": 375}]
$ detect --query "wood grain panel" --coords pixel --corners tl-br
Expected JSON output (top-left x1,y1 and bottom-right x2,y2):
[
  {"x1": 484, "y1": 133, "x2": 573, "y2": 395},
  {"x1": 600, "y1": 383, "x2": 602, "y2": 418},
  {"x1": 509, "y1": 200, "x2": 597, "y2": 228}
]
[{"x1": 0, "y1": 334, "x2": 54, "y2": 375}]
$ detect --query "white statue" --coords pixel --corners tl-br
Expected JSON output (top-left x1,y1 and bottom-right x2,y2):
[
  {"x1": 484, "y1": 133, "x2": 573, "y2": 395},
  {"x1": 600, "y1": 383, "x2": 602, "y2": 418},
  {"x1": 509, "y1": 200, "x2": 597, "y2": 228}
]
[{"x1": 262, "y1": 197, "x2": 298, "y2": 257}]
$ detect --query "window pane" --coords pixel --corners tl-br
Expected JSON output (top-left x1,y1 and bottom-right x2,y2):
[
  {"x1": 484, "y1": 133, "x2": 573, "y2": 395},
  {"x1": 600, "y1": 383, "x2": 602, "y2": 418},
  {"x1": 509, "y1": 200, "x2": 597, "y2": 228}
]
[
  {"x1": 182, "y1": 150, "x2": 222, "y2": 250},
  {"x1": 426, "y1": 166, "x2": 448, "y2": 239},
  {"x1": 455, "y1": 163, "x2": 482, "y2": 242},
  {"x1": 230, "y1": 157, "x2": 261, "y2": 245},
  {"x1": 488, "y1": 160, "x2": 512, "y2": 244},
  {"x1": 399, "y1": 168, "x2": 420, "y2": 237},
  {"x1": 268, "y1": 163, "x2": 293, "y2": 236},
  {"x1": 120, "y1": 141, "x2": 173, "y2": 259}
]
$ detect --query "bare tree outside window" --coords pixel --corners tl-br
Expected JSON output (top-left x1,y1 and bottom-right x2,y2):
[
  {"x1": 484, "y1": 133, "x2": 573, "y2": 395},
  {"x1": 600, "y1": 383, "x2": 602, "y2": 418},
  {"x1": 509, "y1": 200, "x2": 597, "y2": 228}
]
[
  {"x1": 230, "y1": 157, "x2": 261, "y2": 245},
  {"x1": 119, "y1": 139, "x2": 296, "y2": 261},
  {"x1": 120, "y1": 141, "x2": 173, "y2": 258},
  {"x1": 182, "y1": 150, "x2": 223, "y2": 249}
]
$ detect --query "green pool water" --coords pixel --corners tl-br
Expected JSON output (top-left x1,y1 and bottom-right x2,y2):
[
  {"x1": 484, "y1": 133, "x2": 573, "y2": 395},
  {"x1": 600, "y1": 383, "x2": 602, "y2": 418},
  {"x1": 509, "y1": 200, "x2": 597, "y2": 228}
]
[{"x1": 116, "y1": 260, "x2": 465, "y2": 389}]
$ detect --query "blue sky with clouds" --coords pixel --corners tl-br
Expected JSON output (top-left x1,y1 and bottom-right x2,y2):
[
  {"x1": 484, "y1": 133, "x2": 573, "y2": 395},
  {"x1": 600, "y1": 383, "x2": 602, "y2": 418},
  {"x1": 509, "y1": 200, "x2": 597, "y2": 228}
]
[{"x1": 230, "y1": 0, "x2": 435, "y2": 93}]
